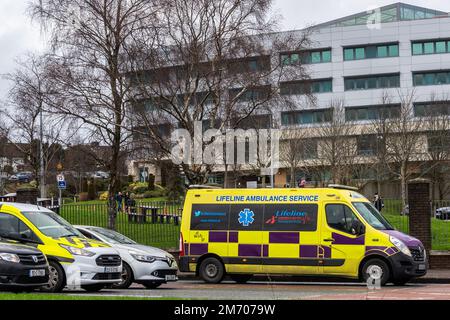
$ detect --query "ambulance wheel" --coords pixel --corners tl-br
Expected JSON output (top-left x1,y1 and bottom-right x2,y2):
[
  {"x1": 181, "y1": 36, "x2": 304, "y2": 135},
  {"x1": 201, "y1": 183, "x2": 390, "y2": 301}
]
[
  {"x1": 41, "y1": 260, "x2": 65, "y2": 293},
  {"x1": 361, "y1": 258, "x2": 390, "y2": 286},
  {"x1": 199, "y1": 257, "x2": 225, "y2": 284},
  {"x1": 230, "y1": 274, "x2": 252, "y2": 284}
]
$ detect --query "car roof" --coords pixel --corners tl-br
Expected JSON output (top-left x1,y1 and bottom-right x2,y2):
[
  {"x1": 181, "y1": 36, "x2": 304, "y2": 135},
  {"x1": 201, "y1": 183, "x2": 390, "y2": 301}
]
[{"x1": 0, "y1": 202, "x2": 55, "y2": 213}]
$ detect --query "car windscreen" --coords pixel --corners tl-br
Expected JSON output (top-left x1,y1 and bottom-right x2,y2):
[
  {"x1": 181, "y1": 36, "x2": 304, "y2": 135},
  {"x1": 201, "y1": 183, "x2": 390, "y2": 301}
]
[
  {"x1": 89, "y1": 227, "x2": 136, "y2": 244},
  {"x1": 352, "y1": 202, "x2": 394, "y2": 230},
  {"x1": 22, "y1": 211, "x2": 84, "y2": 239}
]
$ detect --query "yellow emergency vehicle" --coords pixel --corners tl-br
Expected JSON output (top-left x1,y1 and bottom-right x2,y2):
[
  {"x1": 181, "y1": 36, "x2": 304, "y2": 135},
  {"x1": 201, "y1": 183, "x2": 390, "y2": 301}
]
[{"x1": 179, "y1": 185, "x2": 427, "y2": 286}]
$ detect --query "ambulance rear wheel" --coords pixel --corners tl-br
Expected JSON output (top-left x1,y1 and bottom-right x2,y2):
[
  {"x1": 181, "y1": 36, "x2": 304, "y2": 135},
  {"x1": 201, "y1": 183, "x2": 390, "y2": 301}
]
[
  {"x1": 230, "y1": 274, "x2": 252, "y2": 284},
  {"x1": 199, "y1": 257, "x2": 225, "y2": 284},
  {"x1": 361, "y1": 258, "x2": 390, "y2": 286}
]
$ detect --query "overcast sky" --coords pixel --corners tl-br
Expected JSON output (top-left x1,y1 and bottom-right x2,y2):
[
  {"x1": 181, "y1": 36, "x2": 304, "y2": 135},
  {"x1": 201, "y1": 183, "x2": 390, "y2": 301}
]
[{"x1": 0, "y1": 0, "x2": 449, "y2": 102}]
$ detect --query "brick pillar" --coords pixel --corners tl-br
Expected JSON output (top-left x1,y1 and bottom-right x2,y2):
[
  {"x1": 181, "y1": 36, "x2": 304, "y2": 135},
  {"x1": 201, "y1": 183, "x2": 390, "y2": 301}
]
[
  {"x1": 407, "y1": 179, "x2": 431, "y2": 251},
  {"x1": 16, "y1": 188, "x2": 39, "y2": 205}
]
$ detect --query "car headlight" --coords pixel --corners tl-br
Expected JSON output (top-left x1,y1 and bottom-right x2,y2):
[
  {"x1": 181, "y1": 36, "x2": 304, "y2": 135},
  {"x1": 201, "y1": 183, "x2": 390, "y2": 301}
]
[
  {"x1": 60, "y1": 244, "x2": 95, "y2": 257},
  {"x1": 0, "y1": 253, "x2": 21, "y2": 263},
  {"x1": 390, "y1": 236, "x2": 412, "y2": 257},
  {"x1": 130, "y1": 251, "x2": 157, "y2": 263}
]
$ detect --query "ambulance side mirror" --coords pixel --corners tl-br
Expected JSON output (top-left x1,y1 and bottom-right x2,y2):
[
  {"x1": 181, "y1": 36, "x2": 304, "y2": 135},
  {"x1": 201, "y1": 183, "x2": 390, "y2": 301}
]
[{"x1": 352, "y1": 220, "x2": 365, "y2": 236}]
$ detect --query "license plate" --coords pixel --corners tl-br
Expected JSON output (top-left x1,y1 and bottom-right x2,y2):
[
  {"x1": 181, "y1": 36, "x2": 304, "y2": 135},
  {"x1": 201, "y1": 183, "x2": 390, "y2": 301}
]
[
  {"x1": 165, "y1": 274, "x2": 177, "y2": 281},
  {"x1": 105, "y1": 267, "x2": 120, "y2": 273},
  {"x1": 418, "y1": 264, "x2": 426, "y2": 270},
  {"x1": 29, "y1": 269, "x2": 46, "y2": 277}
]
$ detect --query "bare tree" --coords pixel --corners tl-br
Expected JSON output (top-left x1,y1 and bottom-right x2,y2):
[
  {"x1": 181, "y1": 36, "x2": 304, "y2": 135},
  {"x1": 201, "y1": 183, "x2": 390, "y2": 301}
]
[
  {"x1": 279, "y1": 128, "x2": 314, "y2": 187},
  {"x1": 29, "y1": 0, "x2": 159, "y2": 229},
  {"x1": 383, "y1": 90, "x2": 423, "y2": 209},
  {"x1": 311, "y1": 99, "x2": 356, "y2": 185},
  {"x1": 2, "y1": 54, "x2": 73, "y2": 196},
  {"x1": 128, "y1": 0, "x2": 312, "y2": 185},
  {"x1": 419, "y1": 94, "x2": 450, "y2": 200}
]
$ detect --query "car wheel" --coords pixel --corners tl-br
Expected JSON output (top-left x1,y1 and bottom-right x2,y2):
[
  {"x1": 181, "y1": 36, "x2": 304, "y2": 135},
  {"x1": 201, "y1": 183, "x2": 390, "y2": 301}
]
[
  {"x1": 199, "y1": 257, "x2": 225, "y2": 284},
  {"x1": 142, "y1": 281, "x2": 163, "y2": 289},
  {"x1": 82, "y1": 284, "x2": 105, "y2": 292},
  {"x1": 230, "y1": 274, "x2": 252, "y2": 284},
  {"x1": 361, "y1": 258, "x2": 390, "y2": 286},
  {"x1": 41, "y1": 261, "x2": 65, "y2": 293},
  {"x1": 112, "y1": 262, "x2": 134, "y2": 289}
]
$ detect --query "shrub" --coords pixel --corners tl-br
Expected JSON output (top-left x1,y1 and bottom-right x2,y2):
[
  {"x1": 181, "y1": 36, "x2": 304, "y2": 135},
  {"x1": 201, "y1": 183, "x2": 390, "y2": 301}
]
[{"x1": 99, "y1": 191, "x2": 109, "y2": 201}]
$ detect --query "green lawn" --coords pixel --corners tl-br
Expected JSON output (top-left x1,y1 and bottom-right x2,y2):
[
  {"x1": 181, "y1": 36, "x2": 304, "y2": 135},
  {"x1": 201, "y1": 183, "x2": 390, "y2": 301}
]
[{"x1": 0, "y1": 293, "x2": 180, "y2": 300}]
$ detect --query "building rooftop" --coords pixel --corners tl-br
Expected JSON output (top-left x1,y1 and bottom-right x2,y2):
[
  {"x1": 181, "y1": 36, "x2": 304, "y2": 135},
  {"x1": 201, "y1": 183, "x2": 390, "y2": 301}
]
[{"x1": 314, "y1": 2, "x2": 448, "y2": 29}]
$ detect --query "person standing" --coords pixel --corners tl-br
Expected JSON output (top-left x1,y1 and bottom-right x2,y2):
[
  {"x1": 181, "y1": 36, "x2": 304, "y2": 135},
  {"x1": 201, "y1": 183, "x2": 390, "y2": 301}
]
[
  {"x1": 123, "y1": 192, "x2": 130, "y2": 213},
  {"x1": 115, "y1": 192, "x2": 123, "y2": 213},
  {"x1": 373, "y1": 193, "x2": 384, "y2": 212}
]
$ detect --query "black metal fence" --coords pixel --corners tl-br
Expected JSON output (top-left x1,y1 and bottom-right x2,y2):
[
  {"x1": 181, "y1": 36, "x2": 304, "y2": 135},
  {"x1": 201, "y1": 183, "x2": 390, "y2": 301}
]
[{"x1": 58, "y1": 201, "x2": 183, "y2": 250}]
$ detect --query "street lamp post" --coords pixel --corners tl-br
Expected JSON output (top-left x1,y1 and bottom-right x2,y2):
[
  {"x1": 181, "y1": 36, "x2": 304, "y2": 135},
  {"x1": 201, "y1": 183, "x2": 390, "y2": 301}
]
[{"x1": 39, "y1": 102, "x2": 46, "y2": 198}]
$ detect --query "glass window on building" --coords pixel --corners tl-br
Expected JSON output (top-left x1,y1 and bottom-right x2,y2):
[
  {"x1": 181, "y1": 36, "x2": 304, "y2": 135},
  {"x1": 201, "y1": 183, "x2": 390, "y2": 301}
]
[
  {"x1": 366, "y1": 46, "x2": 377, "y2": 59},
  {"x1": 344, "y1": 79, "x2": 355, "y2": 90},
  {"x1": 424, "y1": 73, "x2": 435, "y2": 85},
  {"x1": 424, "y1": 42, "x2": 435, "y2": 54},
  {"x1": 437, "y1": 72, "x2": 448, "y2": 85},
  {"x1": 377, "y1": 46, "x2": 388, "y2": 58},
  {"x1": 436, "y1": 41, "x2": 447, "y2": 53},
  {"x1": 281, "y1": 54, "x2": 290, "y2": 65},
  {"x1": 389, "y1": 44, "x2": 399, "y2": 57},
  {"x1": 344, "y1": 48, "x2": 354, "y2": 61},
  {"x1": 311, "y1": 51, "x2": 322, "y2": 63},
  {"x1": 322, "y1": 50, "x2": 332, "y2": 63},
  {"x1": 412, "y1": 43, "x2": 423, "y2": 55},
  {"x1": 355, "y1": 47, "x2": 365, "y2": 60},
  {"x1": 413, "y1": 73, "x2": 424, "y2": 86}
]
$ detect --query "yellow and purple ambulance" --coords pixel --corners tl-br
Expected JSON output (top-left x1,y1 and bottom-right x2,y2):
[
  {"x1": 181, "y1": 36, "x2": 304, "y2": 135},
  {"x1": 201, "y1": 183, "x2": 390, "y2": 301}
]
[{"x1": 179, "y1": 185, "x2": 427, "y2": 286}]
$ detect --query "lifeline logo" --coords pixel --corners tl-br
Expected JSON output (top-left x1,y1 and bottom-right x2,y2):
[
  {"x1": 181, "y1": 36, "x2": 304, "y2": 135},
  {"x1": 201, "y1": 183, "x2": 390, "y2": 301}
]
[{"x1": 265, "y1": 210, "x2": 311, "y2": 225}]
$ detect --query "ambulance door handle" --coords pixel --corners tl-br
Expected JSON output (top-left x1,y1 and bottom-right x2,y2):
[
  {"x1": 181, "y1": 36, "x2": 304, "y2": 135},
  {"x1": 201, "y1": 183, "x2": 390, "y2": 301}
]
[{"x1": 323, "y1": 238, "x2": 335, "y2": 242}]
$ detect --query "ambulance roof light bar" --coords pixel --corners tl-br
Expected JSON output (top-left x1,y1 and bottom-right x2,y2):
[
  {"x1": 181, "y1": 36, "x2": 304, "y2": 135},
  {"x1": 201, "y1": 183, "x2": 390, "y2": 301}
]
[{"x1": 328, "y1": 184, "x2": 359, "y2": 191}]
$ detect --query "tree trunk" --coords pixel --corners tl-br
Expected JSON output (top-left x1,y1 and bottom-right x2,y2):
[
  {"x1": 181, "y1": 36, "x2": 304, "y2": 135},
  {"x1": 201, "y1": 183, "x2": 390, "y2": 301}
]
[
  {"x1": 290, "y1": 165, "x2": 295, "y2": 187},
  {"x1": 400, "y1": 163, "x2": 407, "y2": 210}
]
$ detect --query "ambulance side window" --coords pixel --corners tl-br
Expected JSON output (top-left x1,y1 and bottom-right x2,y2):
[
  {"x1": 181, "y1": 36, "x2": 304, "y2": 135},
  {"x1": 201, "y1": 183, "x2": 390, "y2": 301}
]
[{"x1": 325, "y1": 204, "x2": 361, "y2": 235}]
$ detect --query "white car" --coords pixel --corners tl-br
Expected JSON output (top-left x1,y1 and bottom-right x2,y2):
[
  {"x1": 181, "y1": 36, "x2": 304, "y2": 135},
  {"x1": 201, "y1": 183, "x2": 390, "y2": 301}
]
[
  {"x1": 75, "y1": 226, "x2": 178, "y2": 289},
  {"x1": 436, "y1": 207, "x2": 450, "y2": 220}
]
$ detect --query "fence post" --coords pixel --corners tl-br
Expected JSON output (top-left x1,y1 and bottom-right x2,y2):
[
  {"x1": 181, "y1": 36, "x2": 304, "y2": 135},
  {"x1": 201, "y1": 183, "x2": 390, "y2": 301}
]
[{"x1": 407, "y1": 178, "x2": 432, "y2": 252}]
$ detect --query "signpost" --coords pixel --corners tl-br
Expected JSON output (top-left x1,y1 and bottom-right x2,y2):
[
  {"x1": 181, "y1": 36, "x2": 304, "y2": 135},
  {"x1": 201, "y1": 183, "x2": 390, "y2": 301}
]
[{"x1": 57, "y1": 174, "x2": 66, "y2": 206}]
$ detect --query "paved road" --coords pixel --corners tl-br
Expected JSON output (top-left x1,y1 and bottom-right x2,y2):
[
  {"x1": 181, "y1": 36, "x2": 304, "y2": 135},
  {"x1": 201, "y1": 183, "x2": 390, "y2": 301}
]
[{"x1": 65, "y1": 280, "x2": 450, "y2": 300}]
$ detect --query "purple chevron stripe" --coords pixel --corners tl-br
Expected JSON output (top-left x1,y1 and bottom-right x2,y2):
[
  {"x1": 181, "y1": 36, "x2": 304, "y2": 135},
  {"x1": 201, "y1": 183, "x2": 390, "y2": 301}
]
[
  {"x1": 209, "y1": 231, "x2": 228, "y2": 243},
  {"x1": 300, "y1": 245, "x2": 318, "y2": 258},
  {"x1": 269, "y1": 232, "x2": 300, "y2": 244},
  {"x1": 184, "y1": 244, "x2": 189, "y2": 255},
  {"x1": 385, "y1": 247, "x2": 399, "y2": 255},
  {"x1": 189, "y1": 243, "x2": 208, "y2": 255},
  {"x1": 332, "y1": 233, "x2": 365, "y2": 245},
  {"x1": 238, "y1": 244, "x2": 262, "y2": 257}
]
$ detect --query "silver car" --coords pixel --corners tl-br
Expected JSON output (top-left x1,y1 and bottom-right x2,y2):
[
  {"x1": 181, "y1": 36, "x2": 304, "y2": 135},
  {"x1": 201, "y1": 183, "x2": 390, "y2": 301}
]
[{"x1": 74, "y1": 226, "x2": 178, "y2": 289}]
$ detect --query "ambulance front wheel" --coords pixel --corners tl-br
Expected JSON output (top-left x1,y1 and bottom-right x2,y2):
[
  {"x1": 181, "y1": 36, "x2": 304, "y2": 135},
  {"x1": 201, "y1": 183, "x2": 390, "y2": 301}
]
[
  {"x1": 199, "y1": 257, "x2": 225, "y2": 284},
  {"x1": 361, "y1": 258, "x2": 390, "y2": 286}
]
